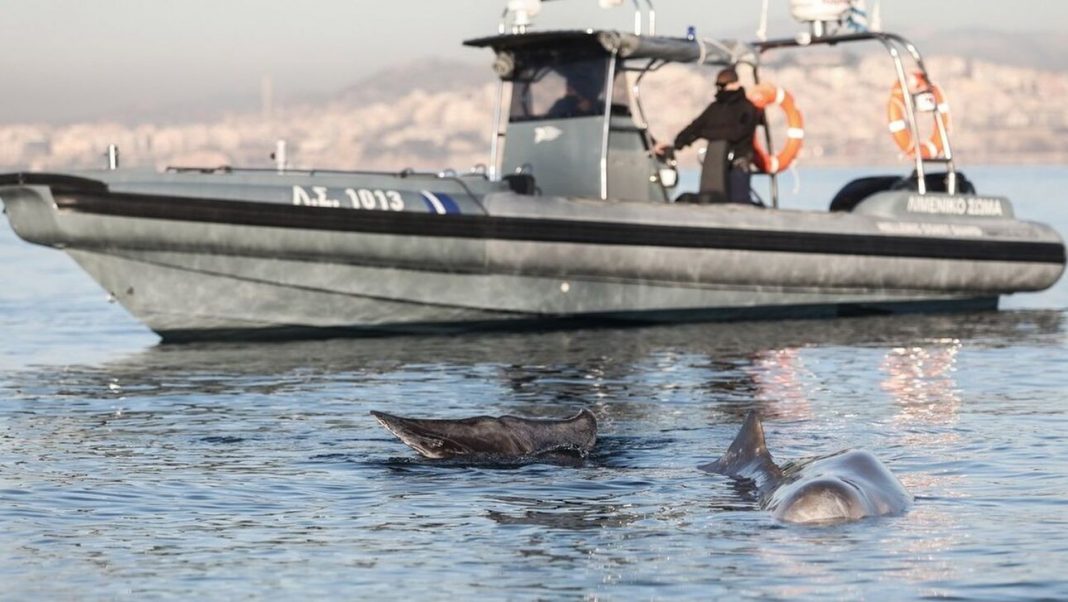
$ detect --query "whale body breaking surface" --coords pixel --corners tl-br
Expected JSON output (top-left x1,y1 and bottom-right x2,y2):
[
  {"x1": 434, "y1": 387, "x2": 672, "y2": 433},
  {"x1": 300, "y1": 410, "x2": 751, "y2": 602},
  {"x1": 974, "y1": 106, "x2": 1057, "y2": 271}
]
[
  {"x1": 371, "y1": 409, "x2": 597, "y2": 460},
  {"x1": 700, "y1": 411, "x2": 912, "y2": 524}
]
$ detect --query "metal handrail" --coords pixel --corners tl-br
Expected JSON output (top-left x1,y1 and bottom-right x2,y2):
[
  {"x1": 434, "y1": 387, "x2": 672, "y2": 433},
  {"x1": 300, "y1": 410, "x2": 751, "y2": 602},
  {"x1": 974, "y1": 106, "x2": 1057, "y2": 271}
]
[
  {"x1": 756, "y1": 31, "x2": 959, "y2": 197},
  {"x1": 488, "y1": 80, "x2": 507, "y2": 181},
  {"x1": 883, "y1": 39, "x2": 927, "y2": 193},
  {"x1": 751, "y1": 65, "x2": 779, "y2": 208},
  {"x1": 164, "y1": 165, "x2": 488, "y2": 180},
  {"x1": 600, "y1": 48, "x2": 619, "y2": 200}
]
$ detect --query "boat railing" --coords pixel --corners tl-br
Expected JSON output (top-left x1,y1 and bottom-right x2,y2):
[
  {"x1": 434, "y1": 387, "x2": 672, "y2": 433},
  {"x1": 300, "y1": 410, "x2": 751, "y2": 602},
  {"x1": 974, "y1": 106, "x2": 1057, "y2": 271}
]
[
  {"x1": 163, "y1": 165, "x2": 493, "y2": 203},
  {"x1": 164, "y1": 165, "x2": 491, "y2": 181},
  {"x1": 756, "y1": 31, "x2": 957, "y2": 197}
]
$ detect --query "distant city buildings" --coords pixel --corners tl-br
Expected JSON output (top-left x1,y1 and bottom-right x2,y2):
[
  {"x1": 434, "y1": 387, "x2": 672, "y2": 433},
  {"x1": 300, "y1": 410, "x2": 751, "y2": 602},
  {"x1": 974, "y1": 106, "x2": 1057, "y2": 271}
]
[{"x1": 1, "y1": 55, "x2": 1066, "y2": 173}]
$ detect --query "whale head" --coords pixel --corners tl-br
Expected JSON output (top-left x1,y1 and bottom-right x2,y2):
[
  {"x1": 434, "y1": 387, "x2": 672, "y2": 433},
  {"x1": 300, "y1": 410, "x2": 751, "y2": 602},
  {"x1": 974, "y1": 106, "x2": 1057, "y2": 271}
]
[{"x1": 769, "y1": 449, "x2": 912, "y2": 523}]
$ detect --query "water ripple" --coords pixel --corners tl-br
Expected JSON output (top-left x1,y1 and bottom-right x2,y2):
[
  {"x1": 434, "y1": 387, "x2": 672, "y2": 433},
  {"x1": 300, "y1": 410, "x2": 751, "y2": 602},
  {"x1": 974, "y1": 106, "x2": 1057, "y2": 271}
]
[{"x1": 4, "y1": 213, "x2": 1068, "y2": 599}]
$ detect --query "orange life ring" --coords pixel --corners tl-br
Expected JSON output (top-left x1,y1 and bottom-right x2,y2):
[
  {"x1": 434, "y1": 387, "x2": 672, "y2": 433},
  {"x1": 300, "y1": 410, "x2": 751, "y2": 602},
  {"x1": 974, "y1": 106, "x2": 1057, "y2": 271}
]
[
  {"x1": 747, "y1": 83, "x2": 804, "y2": 174},
  {"x1": 887, "y1": 72, "x2": 951, "y2": 159}
]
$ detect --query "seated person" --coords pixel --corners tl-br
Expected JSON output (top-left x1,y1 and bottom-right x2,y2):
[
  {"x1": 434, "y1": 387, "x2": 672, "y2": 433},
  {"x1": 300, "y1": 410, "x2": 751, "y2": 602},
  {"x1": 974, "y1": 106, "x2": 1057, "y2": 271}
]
[{"x1": 547, "y1": 76, "x2": 599, "y2": 119}]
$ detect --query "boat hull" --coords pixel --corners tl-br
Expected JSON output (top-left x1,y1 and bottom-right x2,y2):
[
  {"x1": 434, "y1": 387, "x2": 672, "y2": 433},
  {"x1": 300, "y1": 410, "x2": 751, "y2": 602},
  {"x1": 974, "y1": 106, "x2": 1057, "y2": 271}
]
[
  {"x1": 1, "y1": 173, "x2": 1062, "y2": 341},
  {"x1": 63, "y1": 246, "x2": 999, "y2": 341}
]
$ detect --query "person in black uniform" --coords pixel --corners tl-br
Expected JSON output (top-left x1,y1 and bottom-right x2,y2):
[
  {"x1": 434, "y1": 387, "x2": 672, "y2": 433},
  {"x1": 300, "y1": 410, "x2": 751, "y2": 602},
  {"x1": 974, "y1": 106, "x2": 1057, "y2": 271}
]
[{"x1": 656, "y1": 67, "x2": 760, "y2": 204}]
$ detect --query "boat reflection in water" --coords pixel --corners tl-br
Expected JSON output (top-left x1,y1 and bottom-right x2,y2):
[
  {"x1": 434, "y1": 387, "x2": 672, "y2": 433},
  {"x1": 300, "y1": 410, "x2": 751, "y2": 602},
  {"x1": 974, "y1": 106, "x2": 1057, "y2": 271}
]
[{"x1": 6, "y1": 309, "x2": 1060, "y2": 417}]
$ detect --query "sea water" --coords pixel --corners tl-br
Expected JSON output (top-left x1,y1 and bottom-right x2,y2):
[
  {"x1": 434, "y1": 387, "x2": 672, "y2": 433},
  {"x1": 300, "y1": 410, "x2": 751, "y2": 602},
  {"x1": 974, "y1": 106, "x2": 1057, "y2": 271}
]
[{"x1": 1, "y1": 166, "x2": 1067, "y2": 600}]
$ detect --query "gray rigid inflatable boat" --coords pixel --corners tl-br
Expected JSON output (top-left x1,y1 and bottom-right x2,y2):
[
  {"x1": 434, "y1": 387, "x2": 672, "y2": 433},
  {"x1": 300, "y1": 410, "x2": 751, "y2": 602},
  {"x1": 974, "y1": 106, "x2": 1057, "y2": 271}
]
[{"x1": 0, "y1": 26, "x2": 1064, "y2": 341}]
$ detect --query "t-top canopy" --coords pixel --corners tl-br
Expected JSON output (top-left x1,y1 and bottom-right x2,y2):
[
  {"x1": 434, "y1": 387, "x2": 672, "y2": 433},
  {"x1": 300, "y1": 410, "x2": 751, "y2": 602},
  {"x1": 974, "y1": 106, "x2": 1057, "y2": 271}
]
[
  {"x1": 597, "y1": 31, "x2": 758, "y2": 67},
  {"x1": 464, "y1": 30, "x2": 759, "y2": 78}
]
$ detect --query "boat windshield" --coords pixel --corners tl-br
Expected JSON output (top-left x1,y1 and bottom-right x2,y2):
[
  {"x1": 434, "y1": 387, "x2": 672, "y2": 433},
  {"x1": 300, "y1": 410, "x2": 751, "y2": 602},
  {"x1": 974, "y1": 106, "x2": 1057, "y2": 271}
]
[{"x1": 509, "y1": 56, "x2": 629, "y2": 122}]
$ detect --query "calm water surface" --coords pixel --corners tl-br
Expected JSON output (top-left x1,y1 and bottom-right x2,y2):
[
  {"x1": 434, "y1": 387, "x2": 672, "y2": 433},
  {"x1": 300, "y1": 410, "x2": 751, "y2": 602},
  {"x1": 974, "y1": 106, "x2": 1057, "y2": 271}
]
[{"x1": 2, "y1": 166, "x2": 1068, "y2": 600}]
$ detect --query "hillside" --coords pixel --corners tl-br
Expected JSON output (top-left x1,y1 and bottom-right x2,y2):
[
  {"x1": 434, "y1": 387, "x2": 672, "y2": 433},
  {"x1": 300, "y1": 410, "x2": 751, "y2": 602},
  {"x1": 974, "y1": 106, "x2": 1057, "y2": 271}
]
[{"x1": 2, "y1": 47, "x2": 1067, "y2": 173}]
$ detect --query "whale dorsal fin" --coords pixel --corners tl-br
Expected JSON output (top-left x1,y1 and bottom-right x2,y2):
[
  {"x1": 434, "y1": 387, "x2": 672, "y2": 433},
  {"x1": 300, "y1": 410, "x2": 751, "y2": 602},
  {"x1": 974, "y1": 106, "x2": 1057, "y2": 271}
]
[{"x1": 699, "y1": 411, "x2": 782, "y2": 487}]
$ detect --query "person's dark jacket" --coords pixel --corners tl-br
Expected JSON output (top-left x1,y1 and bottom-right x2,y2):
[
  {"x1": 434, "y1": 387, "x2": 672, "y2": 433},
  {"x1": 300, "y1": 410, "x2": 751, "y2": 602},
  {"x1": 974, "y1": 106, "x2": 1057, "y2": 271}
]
[{"x1": 673, "y1": 87, "x2": 759, "y2": 163}]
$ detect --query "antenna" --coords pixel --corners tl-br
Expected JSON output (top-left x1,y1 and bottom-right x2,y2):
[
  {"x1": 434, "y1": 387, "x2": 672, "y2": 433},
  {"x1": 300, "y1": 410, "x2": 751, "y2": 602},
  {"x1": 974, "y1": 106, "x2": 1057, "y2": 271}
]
[
  {"x1": 789, "y1": 0, "x2": 855, "y2": 38},
  {"x1": 105, "y1": 144, "x2": 120, "y2": 170},
  {"x1": 503, "y1": 0, "x2": 542, "y2": 33},
  {"x1": 260, "y1": 74, "x2": 274, "y2": 121},
  {"x1": 757, "y1": 0, "x2": 770, "y2": 41},
  {"x1": 273, "y1": 140, "x2": 287, "y2": 174},
  {"x1": 599, "y1": 0, "x2": 652, "y2": 36},
  {"x1": 643, "y1": 0, "x2": 656, "y2": 35}
]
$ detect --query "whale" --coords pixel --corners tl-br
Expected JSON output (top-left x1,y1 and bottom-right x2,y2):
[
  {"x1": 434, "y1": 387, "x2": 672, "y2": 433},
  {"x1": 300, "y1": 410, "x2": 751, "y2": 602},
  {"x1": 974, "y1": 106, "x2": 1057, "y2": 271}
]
[
  {"x1": 699, "y1": 411, "x2": 911, "y2": 524},
  {"x1": 370, "y1": 409, "x2": 597, "y2": 460}
]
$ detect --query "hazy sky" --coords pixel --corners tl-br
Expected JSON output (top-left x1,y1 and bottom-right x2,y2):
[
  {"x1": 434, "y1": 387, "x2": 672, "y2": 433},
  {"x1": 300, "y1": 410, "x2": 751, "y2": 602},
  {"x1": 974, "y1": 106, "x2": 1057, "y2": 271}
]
[{"x1": 1, "y1": 0, "x2": 1064, "y2": 123}]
